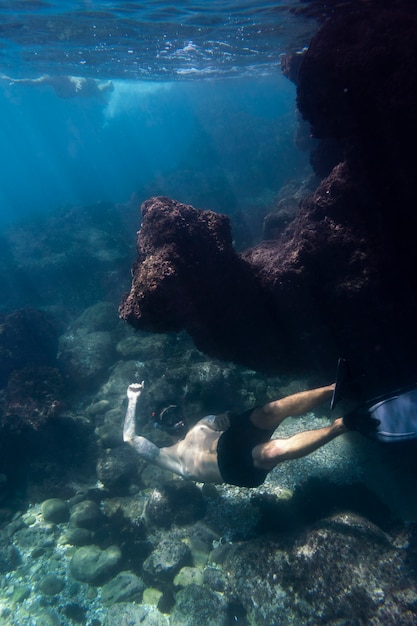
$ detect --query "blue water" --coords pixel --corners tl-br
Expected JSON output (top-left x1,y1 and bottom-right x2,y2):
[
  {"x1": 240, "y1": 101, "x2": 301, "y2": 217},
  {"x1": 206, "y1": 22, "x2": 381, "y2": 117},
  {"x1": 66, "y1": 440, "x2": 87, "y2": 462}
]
[{"x1": 0, "y1": 1, "x2": 317, "y2": 226}]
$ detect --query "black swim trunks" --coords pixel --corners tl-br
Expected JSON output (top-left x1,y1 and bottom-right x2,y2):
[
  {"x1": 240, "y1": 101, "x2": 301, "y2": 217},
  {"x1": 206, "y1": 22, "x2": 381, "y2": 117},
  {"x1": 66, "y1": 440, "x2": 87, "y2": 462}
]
[{"x1": 216, "y1": 408, "x2": 274, "y2": 488}]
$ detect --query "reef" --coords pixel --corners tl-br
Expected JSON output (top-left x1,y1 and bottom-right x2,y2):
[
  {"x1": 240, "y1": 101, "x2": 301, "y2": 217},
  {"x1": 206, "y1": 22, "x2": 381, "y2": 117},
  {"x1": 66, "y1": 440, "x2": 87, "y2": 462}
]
[
  {"x1": 1, "y1": 299, "x2": 417, "y2": 624},
  {"x1": 120, "y1": 1, "x2": 417, "y2": 395}
]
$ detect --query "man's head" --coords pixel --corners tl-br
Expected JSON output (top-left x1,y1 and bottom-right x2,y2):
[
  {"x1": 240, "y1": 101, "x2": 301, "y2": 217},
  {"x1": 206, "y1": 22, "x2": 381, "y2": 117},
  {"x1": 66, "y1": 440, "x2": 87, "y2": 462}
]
[{"x1": 154, "y1": 404, "x2": 188, "y2": 438}]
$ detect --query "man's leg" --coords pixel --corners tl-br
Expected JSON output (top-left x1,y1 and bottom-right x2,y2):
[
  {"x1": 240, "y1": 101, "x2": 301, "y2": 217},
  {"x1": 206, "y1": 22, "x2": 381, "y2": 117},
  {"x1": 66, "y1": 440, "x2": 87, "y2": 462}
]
[
  {"x1": 250, "y1": 384, "x2": 335, "y2": 431},
  {"x1": 252, "y1": 418, "x2": 347, "y2": 470}
]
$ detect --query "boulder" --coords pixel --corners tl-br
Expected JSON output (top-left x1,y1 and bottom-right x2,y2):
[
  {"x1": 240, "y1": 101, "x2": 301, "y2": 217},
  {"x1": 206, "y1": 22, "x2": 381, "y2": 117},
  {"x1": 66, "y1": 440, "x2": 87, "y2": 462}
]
[
  {"x1": 101, "y1": 570, "x2": 145, "y2": 605},
  {"x1": 70, "y1": 545, "x2": 122, "y2": 584},
  {"x1": 41, "y1": 498, "x2": 69, "y2": 524},
  {"x1": 170, "y1": 583, "x2": 227, "y2": 626},
  {"x1": 143, "y1": 539, "x2": 191, "y2": 586}
]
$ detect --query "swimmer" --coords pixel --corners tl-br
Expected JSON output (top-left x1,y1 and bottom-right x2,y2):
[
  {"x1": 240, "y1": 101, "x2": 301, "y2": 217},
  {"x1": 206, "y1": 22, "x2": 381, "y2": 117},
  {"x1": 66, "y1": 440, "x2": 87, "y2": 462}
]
[
  {"x1": 123, "y1": 380, "x2": 343, "y2": 487},
  {"x1": 0, "y1": 73, "x2": 114, "y2": 99}
]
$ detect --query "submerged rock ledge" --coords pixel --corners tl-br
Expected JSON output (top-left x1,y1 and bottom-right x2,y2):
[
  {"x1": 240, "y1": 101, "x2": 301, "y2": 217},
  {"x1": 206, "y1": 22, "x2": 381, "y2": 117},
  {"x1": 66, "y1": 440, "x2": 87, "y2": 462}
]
[{"x1": 120, "y1": 1, "x2": 417, "y2": 394}]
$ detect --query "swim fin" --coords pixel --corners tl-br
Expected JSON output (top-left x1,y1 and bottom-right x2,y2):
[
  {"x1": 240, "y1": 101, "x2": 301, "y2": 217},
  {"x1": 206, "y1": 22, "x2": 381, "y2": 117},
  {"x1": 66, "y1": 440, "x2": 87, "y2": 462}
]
[
  {"x1": 331, "y1": 357, "x2": 367, "y2": 413},
  {"x1": 330, "y1": 357, "x2": 347, "y2": 411},
  {"x1": 343, "y1": 407, "x2": 380, "y2": 434}
]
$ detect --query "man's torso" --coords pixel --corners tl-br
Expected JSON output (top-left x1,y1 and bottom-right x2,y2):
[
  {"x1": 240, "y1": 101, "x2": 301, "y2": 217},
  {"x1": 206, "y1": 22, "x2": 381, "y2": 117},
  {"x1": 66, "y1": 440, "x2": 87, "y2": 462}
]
[{"x1": 172, "y1": 423, "x2": 223, "y2": 483}]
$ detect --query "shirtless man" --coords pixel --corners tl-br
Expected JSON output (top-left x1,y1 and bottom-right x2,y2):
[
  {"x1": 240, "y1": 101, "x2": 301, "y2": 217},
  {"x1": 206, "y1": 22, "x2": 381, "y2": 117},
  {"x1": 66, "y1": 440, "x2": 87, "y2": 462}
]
[{"x1": 123, "y1": 381, "x2": 347, "y2": 488}]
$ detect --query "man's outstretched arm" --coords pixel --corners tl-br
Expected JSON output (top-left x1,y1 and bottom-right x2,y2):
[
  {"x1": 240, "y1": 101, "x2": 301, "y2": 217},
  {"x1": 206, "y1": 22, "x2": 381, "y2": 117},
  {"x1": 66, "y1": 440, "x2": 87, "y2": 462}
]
[{"x1": 123, "y1": 383, "x2": 184, "y2": 475}]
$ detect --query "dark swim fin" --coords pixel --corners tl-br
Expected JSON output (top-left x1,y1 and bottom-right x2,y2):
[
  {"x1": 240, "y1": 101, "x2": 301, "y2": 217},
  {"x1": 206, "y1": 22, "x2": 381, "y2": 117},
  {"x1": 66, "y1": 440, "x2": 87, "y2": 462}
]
[
  {"x1": 330, "y1": 357, "x2": 366, "y2": 412},
  {"x1": 343, "y1": 407, "x2": 380, "y2": 434},
  {"x1": 330, "y1": 357, "x2": 347, "y2": 411}
]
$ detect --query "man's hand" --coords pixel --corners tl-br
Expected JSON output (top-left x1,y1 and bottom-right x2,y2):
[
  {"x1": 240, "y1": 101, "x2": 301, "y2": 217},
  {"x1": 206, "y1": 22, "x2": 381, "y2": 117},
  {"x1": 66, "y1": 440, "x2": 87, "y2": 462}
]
[{"x1": 127, "y1": 381, "x2": 145, "y2": 400}]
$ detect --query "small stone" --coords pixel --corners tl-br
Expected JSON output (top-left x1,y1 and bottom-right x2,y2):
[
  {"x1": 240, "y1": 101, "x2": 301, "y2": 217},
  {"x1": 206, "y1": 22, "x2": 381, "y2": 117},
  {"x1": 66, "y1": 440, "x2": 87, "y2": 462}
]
[
  {"x1": 31, "y1": 546, "x2": 45, "y2": 559},
  {"x1": 143, "y1": 587, "x2": 163, "y2": 606},
  {"x1": 11, "y1": 585, "x2": 31, "y2": 603},
  {"x1": 41, "y1": 499, "x2": 70, "y2": 524},
  {"x1": 174, "y1": 566, "x2": 204, "y2": 588},
  {"x1": 39, "y1": 574, "x2": 65, "y2": 596}
]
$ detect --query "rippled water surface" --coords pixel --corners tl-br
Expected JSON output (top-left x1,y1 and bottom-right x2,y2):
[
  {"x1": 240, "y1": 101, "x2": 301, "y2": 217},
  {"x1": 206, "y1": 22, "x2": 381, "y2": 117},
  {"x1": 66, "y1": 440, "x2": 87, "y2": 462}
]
[{"x1": 0, "y1": 0, "x2": 320, "y2": 79}]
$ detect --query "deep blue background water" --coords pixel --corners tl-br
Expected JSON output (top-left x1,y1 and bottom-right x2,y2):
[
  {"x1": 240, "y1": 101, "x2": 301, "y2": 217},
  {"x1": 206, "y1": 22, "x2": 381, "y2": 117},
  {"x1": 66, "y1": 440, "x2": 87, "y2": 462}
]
[
  {"x1": 0, "y1": 75, "x2": 309, "y2": 226},
  {"x1": 0, "y1": 1, "x2": 317, "y2": 228}
]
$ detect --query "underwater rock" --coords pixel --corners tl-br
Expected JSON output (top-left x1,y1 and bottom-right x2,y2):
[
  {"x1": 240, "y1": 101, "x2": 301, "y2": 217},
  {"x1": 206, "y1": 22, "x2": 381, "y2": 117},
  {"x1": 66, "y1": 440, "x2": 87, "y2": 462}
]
[
  {"x1": 59, "y1": 527, "x2": 92, "y2": 547},
  {"x1": 57, "y1": 328, "x2": 115, "y2": 390},
  {"x1": 202, "y1": 566, "x2": 226, "y2": 592},
  {"x1": 69, "y1": 544, "x2": 122, "y2": 584},
  {"x1": 96, "y1": 423, "x2": 123, "y2": 449},
  {"x1": 72, "y1": 302, "x2": 120, "y2": 333},
  {"x1": 145, "y1": 481, "x2": 207, "y2": 528},
  {"x1": 3, "y1": 365, "x2": 65, "y2": 432},
  {"x1": 119, "y1": 196, "x2": 280, "y2": 372},
  {"x1": 38, "y1": 573, "x2": 65, "y2": 596},
  {"x1": 101, "y1": 570, "x2": 145, "y2": 605},
  {"x1": 0, "y1": 308, "x2": 59, "y2": 388},
  {"x1": 170, "y1": 583, "x2": 228, "y2": 626},
  {"x1": 0, "y1": 537, "x2": 21, "y2": 573},
  {"x1": 173, "y1": 566, "x2": 204, "y2": 588},
  {"x1": 103, "y1": 602, "x2": 168, "y2": 626},
  {"x1": 69, "y1": 500, "x2": 103, "y2": 530},
  {"x1": 224, "y1": 538, "x2": 289, "y2": 625},
  {"x1": 142, "y1": 538, "x2": 191, "y2": 586},
  {"x1": 223, "y1": 514, "x2": 417, "y2": 626},
  {"x1": 120, "y1": 3, "x2": 417, "y2": 391},
  {"x1": 41, "y1": 498, "x2": 70, "y2": 524},
  {"x1": 96, "y1": 446, "x2": 139, "y2": 489},
  {"x1": 118, "y1": 193, "x2": 365, "y2": 379}
]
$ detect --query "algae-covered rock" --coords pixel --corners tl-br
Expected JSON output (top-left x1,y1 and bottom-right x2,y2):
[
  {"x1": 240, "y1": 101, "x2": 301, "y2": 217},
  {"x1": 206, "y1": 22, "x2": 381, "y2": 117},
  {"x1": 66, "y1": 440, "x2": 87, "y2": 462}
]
[
  {"x1": 145, "y1": 481, "x2": 206, "y2": 528},
  {"x1": 143, "y1": 587, "x2": 163, "y2": 606},
  {"x1": 59, "y1": 527, "x2": 92, "y2": 547},
  {"x1": 202, "y1": 566, "x2": 226, "y2": 592},
  {"x1": 104, "y1": 602, "x2": 168, "y2": 626},
  {"x1": 39, "y1": 574, "x2": 65, "y2": 596},
  {"x1": 0, "y1": 536, "x2": 21, "y2": 573},
  {"x1": 70, "y1": 545, "x2": 121, "y2": 584},
  {"x1": 143, "y1": 539, "x2": 191, "y2": 586},
  {"x1": 101, "y1": 570, "x2": 145, "y2": 605},
  {"x1": 69, "y1": 500, "x2": 103, "y2": 530},
  {"x1": 58, "y1": 329, "x2": 115, "y2": 389},
  {"x1": 96, "y1": 446, "x2": 138, "y2": 488},
  {"x1": 170, "y1": 583, "x2": 227, "y2": 626},
  {"x1": 173, "y1": 566, "x2": 203, "y2": 588},
  {"x1": 96, "y1": 423, "x2": 122, "y2": 449},
  {"x1": 41, "y1": 498, "x2": 69, "y2": 524}
]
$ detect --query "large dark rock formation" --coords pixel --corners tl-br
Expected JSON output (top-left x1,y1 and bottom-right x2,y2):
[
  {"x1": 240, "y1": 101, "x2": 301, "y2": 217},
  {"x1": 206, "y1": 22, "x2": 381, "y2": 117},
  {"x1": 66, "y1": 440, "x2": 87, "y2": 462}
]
[
  {"x1": 120, "y1": 1, "x2": 417, "y2": 394},
  {"x1": 119, "y1": 196, "x2": 281, "y2": 372}
]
